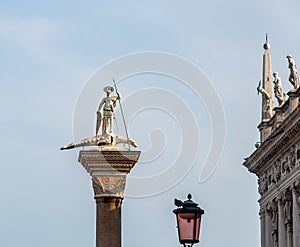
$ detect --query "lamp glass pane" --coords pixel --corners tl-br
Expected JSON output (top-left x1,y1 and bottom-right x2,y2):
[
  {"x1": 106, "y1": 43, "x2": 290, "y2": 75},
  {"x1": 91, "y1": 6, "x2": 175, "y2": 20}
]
[{"x1": 177, "y1": 212, "x2": 201, "y2": 242}]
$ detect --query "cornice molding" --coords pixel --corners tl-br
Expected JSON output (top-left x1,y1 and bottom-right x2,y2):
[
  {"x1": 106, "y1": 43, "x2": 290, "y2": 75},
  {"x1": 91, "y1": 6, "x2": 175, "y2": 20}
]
[{"x1": 243, "y1": 105, "x2": 300, "y2": 175}]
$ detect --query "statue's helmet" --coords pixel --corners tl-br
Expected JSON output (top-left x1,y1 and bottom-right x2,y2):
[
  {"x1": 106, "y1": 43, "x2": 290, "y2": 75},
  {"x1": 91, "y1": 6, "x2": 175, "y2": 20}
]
[
  {"x1": 273, "y1": 72, "x2": 278, "y2": 76},
  {"x1": 103, "y1": 86, "x2": 114, "y2": 93},
  {"x1": 287, "y1": 54, "x2": 292, "y2": 58}
]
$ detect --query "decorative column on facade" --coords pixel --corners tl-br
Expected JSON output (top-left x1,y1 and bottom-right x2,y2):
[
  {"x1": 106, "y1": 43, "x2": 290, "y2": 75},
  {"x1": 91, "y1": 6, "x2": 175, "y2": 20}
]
[
  {"x1": 271, "y1": 200, "x2": 279, "y2": 247},
  {"x1": 266, "y1": 204, "x2": 273, "y2": 247},
  {"x1": 260, "y1": 208, "x2": 266, "y2": 247},
  {"x1": 278, "y1": 195, "x2": 287, "y2": 247},
  {"x1": 292, "y1": 181, "x2": 300, "y2": 247},
  {"x1": 284, "y1": 190, "x2": 293, "y2": 247}
]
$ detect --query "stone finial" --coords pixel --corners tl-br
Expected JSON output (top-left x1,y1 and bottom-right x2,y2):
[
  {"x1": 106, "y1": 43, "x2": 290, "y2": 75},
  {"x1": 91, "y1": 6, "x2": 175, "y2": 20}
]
[{"x1": 263, "y1": 34, "x2": 270, "y2": 50}]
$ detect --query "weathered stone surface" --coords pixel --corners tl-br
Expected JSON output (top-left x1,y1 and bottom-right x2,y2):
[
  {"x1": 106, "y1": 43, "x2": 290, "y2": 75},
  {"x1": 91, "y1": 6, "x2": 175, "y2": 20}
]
[
  {"x1": 79, "y1": 150, "x2": 141, "y2": 247},
  {"x1": 244, "y1": 40, "x2": 300, "y2": 247}
]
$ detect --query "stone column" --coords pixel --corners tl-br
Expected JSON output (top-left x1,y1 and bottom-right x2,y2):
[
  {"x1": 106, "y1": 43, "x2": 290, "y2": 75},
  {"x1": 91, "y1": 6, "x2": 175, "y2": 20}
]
[
  {"x1": 260, "y1": 209, "x2": 266, "y2": 247},
  {"x1": 284, "y1": 190, "x2": 293, "y2": 247},
  {"x1": 94, "y1": 196, "x2": 122, "y2": 247},
  {"x1": 278, "y1": 197, "x2": 287, "y2": 247},
  {"x1": 271, "y1": 200, "x2": 279, "y2": 247},
  {"x1": 79, "y1": 150, "x2": 141, "y2": 247},
  {"x1": 292, "y1": 186, "x2": 300, "y2": 247},
  {"x1": 266, "y1": 205, "x2": 272, "y2": 247}
]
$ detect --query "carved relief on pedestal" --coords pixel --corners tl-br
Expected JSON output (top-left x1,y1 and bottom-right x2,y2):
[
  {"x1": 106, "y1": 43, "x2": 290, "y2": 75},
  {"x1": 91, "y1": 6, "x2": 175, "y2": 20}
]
[
  {"x1": 268, "y1": 166, "x2": 276, "y2": 188},
  {"x1": 296, "y1": 144, "x2": 300, "y2": 166},
  {"x1": 290, "y1": 145, "x2": 296, "y2": 170},
  {"x1": 92, "y1": 176, "x2": 127, "y2": 198},
  {"x1": 274, "y1": 161, "x2": 281, "y2": 183},
  {"x1": 259, "y1": 172, "x2": 268, "y2": 195},
  {"x1": 282, "y1": 155, "x2": 290, "y2": 176}
]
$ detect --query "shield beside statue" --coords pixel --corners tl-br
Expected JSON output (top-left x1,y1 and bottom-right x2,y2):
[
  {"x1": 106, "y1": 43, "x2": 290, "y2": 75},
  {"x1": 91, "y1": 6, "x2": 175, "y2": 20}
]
[{"x1": 96, "y1": 111, "x2": 102, "y2": 136}]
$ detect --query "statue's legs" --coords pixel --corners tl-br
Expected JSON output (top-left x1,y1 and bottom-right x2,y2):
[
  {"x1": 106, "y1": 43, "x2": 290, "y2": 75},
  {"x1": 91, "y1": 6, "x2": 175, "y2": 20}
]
[
  {"x1": 293, "y1": 71, "x2": 299, "y2": 89},
  {"x1": 102, "y1": 117, "x2": 108, "y2": 135},
  {"x1": 289, "y1": 71, "x2": 299, "y2": 89},
  {"x1": 109, "y1": 116, "x2": 113, "y2": 133}
]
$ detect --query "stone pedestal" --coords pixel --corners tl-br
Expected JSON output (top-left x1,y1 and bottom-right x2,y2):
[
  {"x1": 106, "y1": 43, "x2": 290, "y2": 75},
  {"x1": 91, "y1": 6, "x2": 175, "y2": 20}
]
[
  {"x1": 287, "y1": 90, "x2": 299, "y2": 114},
  {"x1": 79, "y1": 150, "x2": 141, "y2": 247},
  {"x1": 258, "y1": 120, "x2": 272, "y2": 142},
  {"x1": 274, "y1": 106, "x2": 284, "y2": 128}
]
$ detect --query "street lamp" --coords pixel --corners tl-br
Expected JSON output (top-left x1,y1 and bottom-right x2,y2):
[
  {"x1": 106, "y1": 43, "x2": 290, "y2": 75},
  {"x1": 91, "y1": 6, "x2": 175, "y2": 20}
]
[{"x1": 173, "y1": 194, "x2": 205, "y2": 247}]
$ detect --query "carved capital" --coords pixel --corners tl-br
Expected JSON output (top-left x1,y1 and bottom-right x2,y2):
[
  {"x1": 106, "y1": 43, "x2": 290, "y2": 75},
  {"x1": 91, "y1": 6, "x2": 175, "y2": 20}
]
[
  {"x1": 284, "y1": 189, "x2": 292, "y2": 223},
  {"x1": 293, "y1": 178, "x2": 300, "y2": 190},
  {"x1": 92, "y1": 176, "x2": 126, "y2": 198},
  {"x1": 78, "y1": 150, "x2": 141, "y2": 198},
  {"x1": 258, "y1": 172, "x2": 268, "y2": 195},
  {"x1": 277, "y1": 192, "x2": 285, "y2": 205},
  {"x1": 259, "y1": 208, "x2": 266, "y2": 218}
]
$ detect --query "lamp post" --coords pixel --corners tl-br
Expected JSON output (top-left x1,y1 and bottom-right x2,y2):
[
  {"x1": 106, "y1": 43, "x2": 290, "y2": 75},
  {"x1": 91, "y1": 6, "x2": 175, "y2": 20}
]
[{"x1": 173, "y1": 194, "x2": 205, "y2": 247}]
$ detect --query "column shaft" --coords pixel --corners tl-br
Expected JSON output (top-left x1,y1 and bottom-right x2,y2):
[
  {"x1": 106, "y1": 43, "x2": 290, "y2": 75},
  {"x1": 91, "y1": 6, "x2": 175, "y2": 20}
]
[
  {"x1": 287, "y1": 223, "x2": 293, "y2": 247},
  {"x1": 95, "y1": 197, "x2": 122, "y2": 247},
  {"x1": 278, "y1": 200, "x2": 287, "y2": 247},
  {"x1": 266, "y1": 210, "x2": 272, "y2": 247},
  {"x1": 293, "y1": 189, "x2": 300, "y2": 247},
  {"x1": 260, "y1": 209, "x2": 266, "y2": 247}
]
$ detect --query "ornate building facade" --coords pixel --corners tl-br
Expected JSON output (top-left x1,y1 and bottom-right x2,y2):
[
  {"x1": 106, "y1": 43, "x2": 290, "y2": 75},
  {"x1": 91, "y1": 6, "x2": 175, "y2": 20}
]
[{"x1": 243, "y1": 39, "x2": 300, "y2": 247}]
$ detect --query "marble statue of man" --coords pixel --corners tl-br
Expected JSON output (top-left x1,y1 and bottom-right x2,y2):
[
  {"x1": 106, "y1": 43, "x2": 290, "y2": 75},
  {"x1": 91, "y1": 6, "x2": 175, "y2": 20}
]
[
  {"x1": 287, "y1": 55, "x2": 299, "y2": 90},
  {"x1": 273, "y1": 72, "x2": 284, "y2": 106},
  {"x1": 258, "y1": 86, "x2": 272, "y2": 119},
  {"x1": 96, "y1": 86, "x2": 121, "y2": 135}
]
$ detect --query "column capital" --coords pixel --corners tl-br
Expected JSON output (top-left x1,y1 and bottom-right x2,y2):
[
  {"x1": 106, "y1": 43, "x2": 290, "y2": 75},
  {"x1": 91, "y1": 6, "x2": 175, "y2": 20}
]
[
  {"x1": 293, "y1": 178, "x2": 300, "y2": 191},
  {"x1": 260, "y1": 208, "x2": 266, "y2": 217},
  {"x1": 79, "y1": 150, "x2": 141, "y2": 198}
]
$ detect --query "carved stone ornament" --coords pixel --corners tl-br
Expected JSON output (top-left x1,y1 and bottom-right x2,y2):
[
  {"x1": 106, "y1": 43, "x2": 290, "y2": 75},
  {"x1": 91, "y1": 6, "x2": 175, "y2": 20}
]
[
  {"x1": 92, "y1": 176, "x2": 126, "y2": 197},
  {"x1": 270, "y1": 200, "x2": 278, "y2": 232},
  {"x1": 78, "y1": 150, "x2": 141, "y2": 199},
  {"x1": 284, "y1": 189, "x2": 292, "y2": 223},
  {"x1": 256, "y1": 143, "x2": 300, "y2": 196}
]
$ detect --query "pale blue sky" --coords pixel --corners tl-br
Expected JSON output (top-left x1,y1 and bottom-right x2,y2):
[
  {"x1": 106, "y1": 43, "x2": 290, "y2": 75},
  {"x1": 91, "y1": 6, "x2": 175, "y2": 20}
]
[{"x1": 1, "y1": 1, "x2": 300, "y2": 247}]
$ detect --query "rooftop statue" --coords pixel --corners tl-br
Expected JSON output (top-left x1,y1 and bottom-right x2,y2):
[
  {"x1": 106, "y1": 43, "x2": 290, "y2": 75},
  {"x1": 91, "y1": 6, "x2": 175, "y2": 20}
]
[
  {"x1": 61, "y1": 82, "x2": 137, "y2": 151},
  {"x1": 257, "y1": 81, "x2": 272, "y2": 120},
  {"x1": 287, "y1": 55, "x2": 299, "y2": 90},
  {"x1": 273, "y1": 72, "x2": 284, "y2": 106}
]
